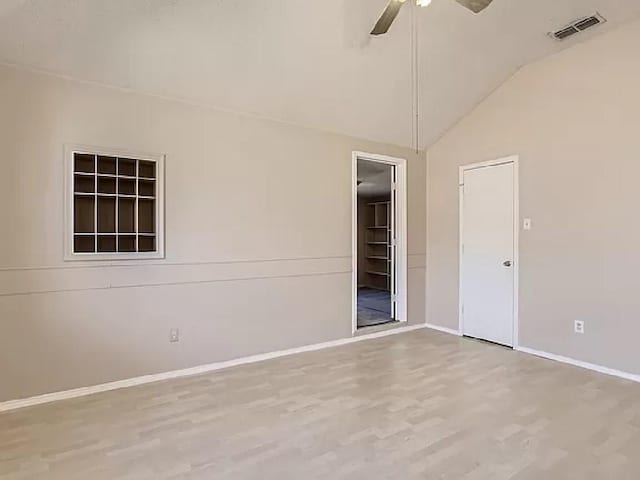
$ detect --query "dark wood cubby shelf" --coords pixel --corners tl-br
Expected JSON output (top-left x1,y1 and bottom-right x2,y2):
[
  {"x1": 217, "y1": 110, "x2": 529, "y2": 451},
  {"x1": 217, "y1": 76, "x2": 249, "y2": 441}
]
[{"x1": 72, "y1": 152, "x2": 157, "y2": 254}]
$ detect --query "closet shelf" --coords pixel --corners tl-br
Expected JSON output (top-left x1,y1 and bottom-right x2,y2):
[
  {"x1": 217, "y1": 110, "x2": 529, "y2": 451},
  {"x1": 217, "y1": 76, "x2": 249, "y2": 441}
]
[
  {"x1": 363, "y1": 199, "x2": 391, "y2": 291},
  {"x1": 75, "y1": 233, "x2": 153, "y2": 236}
]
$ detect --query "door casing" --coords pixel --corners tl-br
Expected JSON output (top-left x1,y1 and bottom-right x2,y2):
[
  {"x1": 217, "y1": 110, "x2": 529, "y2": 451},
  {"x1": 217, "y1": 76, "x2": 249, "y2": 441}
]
[{"x1": 459, "y1": 155, "x2": 519, "y2": 348}]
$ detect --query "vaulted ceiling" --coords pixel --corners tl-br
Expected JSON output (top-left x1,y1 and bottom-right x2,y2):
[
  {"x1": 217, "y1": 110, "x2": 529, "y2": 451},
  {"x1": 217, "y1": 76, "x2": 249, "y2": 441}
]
[{"x1": 0, "y1": 0, "x2": 639, "y2": 149}]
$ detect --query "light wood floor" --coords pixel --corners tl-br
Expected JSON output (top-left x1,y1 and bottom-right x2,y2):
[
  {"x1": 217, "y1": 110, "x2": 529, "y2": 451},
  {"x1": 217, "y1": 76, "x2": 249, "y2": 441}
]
[{"x1": 2, "y1": 330, "x2": 639, "y2": 479}]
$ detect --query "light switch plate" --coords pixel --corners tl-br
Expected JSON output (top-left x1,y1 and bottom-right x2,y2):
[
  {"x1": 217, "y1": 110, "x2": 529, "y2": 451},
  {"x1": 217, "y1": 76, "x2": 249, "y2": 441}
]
[{"x1": 169, "y1": 328, "x2": 180, "y2": 343}]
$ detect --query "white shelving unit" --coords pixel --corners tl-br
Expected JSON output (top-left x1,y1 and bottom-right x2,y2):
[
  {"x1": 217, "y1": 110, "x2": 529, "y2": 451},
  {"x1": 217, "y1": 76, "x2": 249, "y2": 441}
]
[{"x1": 364, "y1": 200, "x2": 392, "y2": 291}]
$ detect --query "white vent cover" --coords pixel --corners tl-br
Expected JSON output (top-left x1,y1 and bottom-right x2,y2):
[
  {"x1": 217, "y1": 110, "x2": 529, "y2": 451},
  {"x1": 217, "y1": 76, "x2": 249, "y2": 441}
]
[{"x1": 550, "y1": 13, "x2": 606, "y2": 41}]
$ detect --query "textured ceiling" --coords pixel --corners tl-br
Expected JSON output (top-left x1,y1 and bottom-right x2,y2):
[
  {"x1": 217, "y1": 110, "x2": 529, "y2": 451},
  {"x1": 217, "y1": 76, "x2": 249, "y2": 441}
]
[{"x1": 0, "y1": 0, "x2": 639, "y2": 149}]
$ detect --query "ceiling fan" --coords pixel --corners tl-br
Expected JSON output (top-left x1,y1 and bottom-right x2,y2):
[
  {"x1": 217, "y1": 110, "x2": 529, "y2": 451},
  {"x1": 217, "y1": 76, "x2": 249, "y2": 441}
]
[{"x1": 371, "y1": 0, "x2": 494, "y2": 35}]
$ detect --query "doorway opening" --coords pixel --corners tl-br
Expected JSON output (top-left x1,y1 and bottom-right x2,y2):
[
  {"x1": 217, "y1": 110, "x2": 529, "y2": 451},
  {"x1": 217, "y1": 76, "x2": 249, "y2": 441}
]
[{"x1": 352, "y1": 152, "x2": 407, "y2": 332}]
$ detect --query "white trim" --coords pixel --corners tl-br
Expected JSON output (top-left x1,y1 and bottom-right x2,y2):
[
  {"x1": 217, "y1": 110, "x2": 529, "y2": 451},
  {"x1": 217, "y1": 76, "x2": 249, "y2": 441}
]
[
  {"x1": 424, "y1": 323, "x2": 462, "y2": 336},
  {"x1": 352, "y1": 155, "x2": 358, "y2": 333},
  {"x1": 351, "y1": 151, "x2": 408, "y2": 334},
  {"x1": 0, "y1": 324, "x2": 428, "y2": 413},
  {"x1": 516, "y1": 346, "x2": 640, "y2": 384},
  {"x1": 513, "y1": 160, "x2": 520, "y2": 348},
  {"x1": 458, "y1": 155, "x2": 519, "y2": 348},
  {"x1": 64, "y1": 144, "x2": 166, "y2": 262}
]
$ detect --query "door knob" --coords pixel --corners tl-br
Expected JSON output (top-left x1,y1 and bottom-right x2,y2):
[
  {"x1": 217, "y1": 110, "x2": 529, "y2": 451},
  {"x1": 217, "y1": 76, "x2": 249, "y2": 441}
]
[{"x1": 503, "y1": 260, "x2": 512, "y2": 267}]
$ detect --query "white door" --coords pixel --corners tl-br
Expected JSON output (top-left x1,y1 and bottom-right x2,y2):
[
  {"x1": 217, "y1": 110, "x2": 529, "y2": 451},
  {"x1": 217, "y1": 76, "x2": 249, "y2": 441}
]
[
  {"x1": 389, "y1": 165, "x2": 397, "y2": 320},
  {"x1": 461, "y1": 162, "x2": 515, "y2": 347}
]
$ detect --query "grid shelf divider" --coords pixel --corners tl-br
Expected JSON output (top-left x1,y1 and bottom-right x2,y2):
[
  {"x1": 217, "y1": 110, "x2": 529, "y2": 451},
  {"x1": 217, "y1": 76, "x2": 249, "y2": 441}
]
[{"x1": 70, "y1": 150, "x2": 159, "y2": 257}]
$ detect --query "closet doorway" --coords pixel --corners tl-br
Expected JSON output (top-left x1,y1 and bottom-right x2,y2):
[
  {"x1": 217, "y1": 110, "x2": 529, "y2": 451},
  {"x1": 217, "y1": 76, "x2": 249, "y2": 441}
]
[{"x1": 352, "y1": 152, "x2": 407, "y2": 332}]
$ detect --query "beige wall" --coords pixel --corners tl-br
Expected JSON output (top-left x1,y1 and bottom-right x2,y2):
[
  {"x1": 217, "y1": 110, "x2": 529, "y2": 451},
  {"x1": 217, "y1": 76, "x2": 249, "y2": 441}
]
[
  {"x1": 427, "y1": 19, "x2": 640, "y2": 375},
  {"x1": 0, "y1": 64, "x2": 426, "y2": 402}
]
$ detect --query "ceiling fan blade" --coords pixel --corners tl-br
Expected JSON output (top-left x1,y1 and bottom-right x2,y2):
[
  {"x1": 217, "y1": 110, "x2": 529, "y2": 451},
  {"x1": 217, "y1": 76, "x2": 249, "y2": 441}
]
[
  {"x1": 371, "y1": 0, "x2": 406, "y2": 36},
  {"x1": 453, "y1": 0, "x2": 494, "y2": 14}
]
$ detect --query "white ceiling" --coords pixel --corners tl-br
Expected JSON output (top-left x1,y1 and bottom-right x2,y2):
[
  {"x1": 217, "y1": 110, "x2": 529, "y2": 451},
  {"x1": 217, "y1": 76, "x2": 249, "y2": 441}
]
[{"x1": 0, "y1": 0, "x2": 639, "y2": 149}]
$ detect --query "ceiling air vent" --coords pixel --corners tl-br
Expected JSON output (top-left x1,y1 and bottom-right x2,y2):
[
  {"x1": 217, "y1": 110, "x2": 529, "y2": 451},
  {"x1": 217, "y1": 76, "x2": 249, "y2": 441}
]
[{"x1": 550, "y1": 13, "x2": 606, "y2": 41}]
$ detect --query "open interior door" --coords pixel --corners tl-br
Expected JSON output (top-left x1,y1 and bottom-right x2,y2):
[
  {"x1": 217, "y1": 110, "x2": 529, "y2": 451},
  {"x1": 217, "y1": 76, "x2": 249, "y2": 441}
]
[{"x1": 389, "y1": 165, "x2": 398, "y2": 320}]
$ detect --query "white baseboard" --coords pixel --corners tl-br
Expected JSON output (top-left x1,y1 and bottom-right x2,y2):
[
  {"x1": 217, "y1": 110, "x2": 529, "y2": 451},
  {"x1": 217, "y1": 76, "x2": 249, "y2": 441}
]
[
  {"x1": 0, "y1": 323, "x2": 428, "y2": 413},
  {"x1": 422, "y1": 325, "x2": 639, "y2": 384},
  {"x1": 5, "y1": 326, "x2": 635, "y2": 414},
  {"x1": 516, "y1": 346, "x2": 640, "y2": 384},
  {"x1": 424, "y1": 323, "x2": 462, "y2": 336}
]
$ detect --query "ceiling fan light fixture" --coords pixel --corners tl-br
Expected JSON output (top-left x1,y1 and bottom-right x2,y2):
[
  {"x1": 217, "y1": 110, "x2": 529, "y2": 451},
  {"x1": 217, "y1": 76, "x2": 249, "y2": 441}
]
[{"x1": 373, "y1": 0, "x2": 492, "y2": 36}]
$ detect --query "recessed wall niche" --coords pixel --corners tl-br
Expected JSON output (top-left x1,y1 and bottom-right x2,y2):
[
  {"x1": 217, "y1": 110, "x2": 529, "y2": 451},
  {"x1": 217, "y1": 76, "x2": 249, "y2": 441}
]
[{"x1": 71, "y1": 151, "x2": 160, "y2": 256}]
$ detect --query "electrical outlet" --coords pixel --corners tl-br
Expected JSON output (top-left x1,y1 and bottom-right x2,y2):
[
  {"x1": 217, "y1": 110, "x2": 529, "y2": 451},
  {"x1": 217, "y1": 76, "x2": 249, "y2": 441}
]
[
  {"x1": 523, "y1": 218, "x2": 532, "y2": 231},
  {"x1": 574, "y1": 320, "x2": 585, "y2": 334},
  {"x1": 169, "y1": 328, "x2": 180, "y2": 343}
]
